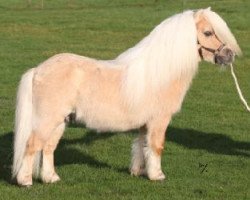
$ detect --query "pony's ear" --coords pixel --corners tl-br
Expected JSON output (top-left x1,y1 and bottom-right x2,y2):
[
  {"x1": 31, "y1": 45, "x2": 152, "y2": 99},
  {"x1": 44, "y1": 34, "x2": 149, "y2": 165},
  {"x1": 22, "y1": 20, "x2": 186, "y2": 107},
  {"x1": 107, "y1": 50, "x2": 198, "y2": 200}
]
[
  {"x1": 194, "y1": 9, "x2": 204, "y2": 23},
  {"x1": 194, "y1": 8, "x2": 212, "y2": 22}
]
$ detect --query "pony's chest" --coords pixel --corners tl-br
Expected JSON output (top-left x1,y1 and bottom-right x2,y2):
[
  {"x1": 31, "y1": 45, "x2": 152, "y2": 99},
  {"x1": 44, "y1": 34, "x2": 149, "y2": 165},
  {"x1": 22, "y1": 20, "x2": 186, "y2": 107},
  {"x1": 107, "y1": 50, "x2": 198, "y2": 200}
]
[{"x1": 160, "y1": 78, "x2": 192, "y2": 114}]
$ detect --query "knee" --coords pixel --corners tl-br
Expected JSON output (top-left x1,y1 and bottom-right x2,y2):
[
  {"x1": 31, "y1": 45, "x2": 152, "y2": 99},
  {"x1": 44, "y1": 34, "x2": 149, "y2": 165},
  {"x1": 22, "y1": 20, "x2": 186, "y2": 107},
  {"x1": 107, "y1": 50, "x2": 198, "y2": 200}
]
[
  {"x1": 153, "y1": 146, "x2": 164, "y2": 156},
  {"x1": 148, "y1": 132, "x2": 165, "y2": 156}
]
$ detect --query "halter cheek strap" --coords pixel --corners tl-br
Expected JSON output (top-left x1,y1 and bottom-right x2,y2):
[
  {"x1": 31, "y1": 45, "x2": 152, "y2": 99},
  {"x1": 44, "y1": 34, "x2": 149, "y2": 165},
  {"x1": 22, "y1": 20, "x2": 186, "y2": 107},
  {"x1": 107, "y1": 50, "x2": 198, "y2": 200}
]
[{"x1": 197, "y1": 40, "x2": 225, "y2": 59}]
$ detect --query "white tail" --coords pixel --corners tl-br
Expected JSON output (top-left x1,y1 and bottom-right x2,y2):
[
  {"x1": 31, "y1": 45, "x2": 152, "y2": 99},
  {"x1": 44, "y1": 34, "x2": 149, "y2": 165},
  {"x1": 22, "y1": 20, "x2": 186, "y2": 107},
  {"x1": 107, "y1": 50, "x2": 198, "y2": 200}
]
[{"x1": 12, "y1": 68, "x2": 36, "y2": 178}]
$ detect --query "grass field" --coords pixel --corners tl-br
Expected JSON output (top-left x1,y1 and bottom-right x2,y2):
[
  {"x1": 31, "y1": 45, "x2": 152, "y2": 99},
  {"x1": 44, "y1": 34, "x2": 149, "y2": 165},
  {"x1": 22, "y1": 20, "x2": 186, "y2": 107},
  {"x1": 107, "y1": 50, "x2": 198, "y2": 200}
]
[{"x1": 0, "y1": 0, "x2": 249, "y2": 199}]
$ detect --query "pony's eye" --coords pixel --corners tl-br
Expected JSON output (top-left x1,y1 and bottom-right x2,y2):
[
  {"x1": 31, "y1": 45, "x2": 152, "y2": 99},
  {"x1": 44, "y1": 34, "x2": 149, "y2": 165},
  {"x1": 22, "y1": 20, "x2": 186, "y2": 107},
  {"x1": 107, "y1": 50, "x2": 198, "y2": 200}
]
[{"x1": 204, "y1": 31, "x2": 213, "y2": 37}]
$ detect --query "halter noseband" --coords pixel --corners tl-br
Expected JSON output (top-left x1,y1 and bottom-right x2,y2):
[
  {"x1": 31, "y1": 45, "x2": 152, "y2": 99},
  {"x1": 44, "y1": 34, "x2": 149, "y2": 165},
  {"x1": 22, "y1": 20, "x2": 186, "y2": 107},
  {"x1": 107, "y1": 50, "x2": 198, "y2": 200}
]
[{"x1": 197, "y1": 40, "x2": 225, "y2": 59}]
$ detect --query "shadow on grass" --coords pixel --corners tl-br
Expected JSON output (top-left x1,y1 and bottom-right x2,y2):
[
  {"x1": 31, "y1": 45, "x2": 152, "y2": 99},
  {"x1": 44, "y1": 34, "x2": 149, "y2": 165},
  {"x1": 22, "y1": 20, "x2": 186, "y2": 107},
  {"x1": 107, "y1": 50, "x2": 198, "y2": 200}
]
[
  {"x1": 167, "y1": 127, "x2": 250, "y2": 157},
  {"x1": 0, "y1": 126, "x2": 249, "y2": 184},
  {"x1": 54, "y1": 129, "x2": 115, "y2": 168},
  {"x1": 0, "y1": 132, "x2": 13, "y2": 183}
]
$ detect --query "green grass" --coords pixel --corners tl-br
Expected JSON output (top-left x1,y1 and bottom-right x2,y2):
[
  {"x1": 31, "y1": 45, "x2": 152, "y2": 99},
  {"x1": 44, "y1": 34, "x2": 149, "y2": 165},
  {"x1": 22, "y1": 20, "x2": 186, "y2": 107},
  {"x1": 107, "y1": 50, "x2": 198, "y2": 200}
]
[{"x1": 0, "y1": 0, "x2": 249, "y2": 199}]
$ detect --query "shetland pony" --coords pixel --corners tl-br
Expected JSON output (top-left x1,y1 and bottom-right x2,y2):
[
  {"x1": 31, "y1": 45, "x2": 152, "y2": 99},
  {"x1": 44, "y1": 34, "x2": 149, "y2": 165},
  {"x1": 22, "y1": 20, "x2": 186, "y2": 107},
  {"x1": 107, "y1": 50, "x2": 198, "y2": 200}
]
[{"x1": 12, "y1": 8, "x2": 241, "y2": 186}]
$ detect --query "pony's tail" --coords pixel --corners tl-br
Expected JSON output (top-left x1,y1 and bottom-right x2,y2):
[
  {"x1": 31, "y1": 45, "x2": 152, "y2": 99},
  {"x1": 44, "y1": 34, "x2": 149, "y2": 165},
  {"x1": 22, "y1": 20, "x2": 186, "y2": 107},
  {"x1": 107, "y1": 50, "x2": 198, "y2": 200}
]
[{"x1": 12, "y1": 68, "x2": 36, "y2": 179}]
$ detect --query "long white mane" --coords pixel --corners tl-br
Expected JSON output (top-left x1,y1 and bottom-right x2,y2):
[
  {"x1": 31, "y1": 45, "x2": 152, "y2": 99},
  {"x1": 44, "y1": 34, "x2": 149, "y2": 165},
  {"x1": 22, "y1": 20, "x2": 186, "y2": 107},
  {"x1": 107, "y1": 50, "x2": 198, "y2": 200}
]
[
  {"x1": 114, "y1": 10, "x2": 199, "y2": 104},
  {"x1": 111, "y1": 8, "x2": 241, "y2": 106}
]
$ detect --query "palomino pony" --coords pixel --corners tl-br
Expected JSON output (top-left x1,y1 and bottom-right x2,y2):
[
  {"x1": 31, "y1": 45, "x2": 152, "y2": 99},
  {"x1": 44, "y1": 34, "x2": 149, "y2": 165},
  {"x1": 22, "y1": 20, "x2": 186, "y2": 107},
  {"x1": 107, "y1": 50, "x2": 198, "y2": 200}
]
[{"x1": 12, "y1": 8, "x2": 241, "y2": 186}]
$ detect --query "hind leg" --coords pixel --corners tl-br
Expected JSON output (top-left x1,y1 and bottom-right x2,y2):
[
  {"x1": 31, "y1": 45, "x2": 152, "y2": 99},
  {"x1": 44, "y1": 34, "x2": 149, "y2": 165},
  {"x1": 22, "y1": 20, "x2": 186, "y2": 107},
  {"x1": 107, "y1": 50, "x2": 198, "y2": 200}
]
[
  {"x1": 41, "y1": 123, "x2": 65, "y2": 183},
  {"x1": 130, "y1": 126, "x2": 146, "y2": 176},
  {"x1": 17, "y1": 134, "x2": 43, "y2": 186}
]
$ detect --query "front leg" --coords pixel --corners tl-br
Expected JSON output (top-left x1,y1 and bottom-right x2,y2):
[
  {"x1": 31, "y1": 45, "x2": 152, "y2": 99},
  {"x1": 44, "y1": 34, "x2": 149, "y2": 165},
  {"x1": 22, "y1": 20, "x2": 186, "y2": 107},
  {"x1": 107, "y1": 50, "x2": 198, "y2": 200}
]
[{"x1": 144, "y1": 115, "x2": 171, "y2": 181}]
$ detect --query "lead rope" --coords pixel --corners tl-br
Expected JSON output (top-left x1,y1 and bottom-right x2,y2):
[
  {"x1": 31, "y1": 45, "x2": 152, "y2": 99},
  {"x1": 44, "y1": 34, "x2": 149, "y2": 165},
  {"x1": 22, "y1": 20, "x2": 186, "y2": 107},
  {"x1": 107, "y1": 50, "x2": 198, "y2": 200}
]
[{"x1": 230, "y1": 64, "x2": 250, "y2": 112}]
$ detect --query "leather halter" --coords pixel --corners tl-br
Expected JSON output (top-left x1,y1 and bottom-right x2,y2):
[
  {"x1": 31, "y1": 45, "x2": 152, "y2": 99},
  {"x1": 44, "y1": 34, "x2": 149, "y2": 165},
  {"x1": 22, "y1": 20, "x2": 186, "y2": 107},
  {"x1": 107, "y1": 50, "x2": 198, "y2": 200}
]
[{"x1": 197, "y1": 40, "x2": 225, "y2": 59}]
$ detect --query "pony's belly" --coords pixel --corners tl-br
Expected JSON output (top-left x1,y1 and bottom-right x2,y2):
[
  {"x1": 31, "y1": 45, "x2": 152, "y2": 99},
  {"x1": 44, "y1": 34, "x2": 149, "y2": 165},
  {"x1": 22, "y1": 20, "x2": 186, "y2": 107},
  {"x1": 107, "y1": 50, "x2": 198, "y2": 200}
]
[
  {"x1": 75, "y1": 105, "x2": 147, "y2": 132},
  {"x1": 85, "y1": 118, "x2": 139, "y2": 132}
]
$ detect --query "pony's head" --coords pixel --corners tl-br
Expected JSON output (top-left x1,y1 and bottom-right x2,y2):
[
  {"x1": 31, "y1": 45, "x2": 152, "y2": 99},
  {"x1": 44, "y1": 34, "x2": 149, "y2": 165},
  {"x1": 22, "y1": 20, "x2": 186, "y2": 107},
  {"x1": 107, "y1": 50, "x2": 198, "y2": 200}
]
[{"x1": 194, "y1": 8, "x2": 242, "y2": 65}]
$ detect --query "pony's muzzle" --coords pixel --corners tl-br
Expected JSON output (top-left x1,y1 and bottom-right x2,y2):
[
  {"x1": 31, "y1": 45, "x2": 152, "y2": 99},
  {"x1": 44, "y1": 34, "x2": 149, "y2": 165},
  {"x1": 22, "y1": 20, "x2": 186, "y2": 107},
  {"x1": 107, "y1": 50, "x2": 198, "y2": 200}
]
[{"x1": 214, "y1": 48, "x2": 234, "y2": 65}]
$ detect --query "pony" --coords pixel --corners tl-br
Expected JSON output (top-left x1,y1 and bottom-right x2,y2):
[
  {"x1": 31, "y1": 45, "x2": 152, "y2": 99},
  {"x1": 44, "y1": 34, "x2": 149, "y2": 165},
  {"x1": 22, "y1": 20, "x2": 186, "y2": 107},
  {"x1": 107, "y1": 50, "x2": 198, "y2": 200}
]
[{"x1": 12, "y1": 8, "x2": 241, "y2": 186}]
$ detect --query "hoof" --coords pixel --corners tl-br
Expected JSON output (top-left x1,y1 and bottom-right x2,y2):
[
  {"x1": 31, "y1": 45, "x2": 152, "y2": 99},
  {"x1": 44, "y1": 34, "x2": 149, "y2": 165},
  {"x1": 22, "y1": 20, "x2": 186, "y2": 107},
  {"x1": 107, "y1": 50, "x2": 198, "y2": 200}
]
[
  {"x1": 148, "y1": 171, "x2": 166, "y2": 181},
  {"x1": 17, "y1": 175, "x2": 33, "y2": 187},
  {"x1": 130, "y1": 167, "x2": 146, "y2": 176},
  {"x1": 42, "y1": 172, "x2": 60, "y2": 183}
]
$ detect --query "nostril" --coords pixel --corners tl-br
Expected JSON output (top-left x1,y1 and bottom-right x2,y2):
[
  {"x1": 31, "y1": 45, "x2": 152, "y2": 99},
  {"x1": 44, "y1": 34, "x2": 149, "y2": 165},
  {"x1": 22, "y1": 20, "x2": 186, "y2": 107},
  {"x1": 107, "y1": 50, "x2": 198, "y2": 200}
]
[
  {"x1": 214, "y1": 55, "x2": 223, "y2": 65},
  {"x1": 225, "y1": 48, "x2": 234, "y2": 57}
]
